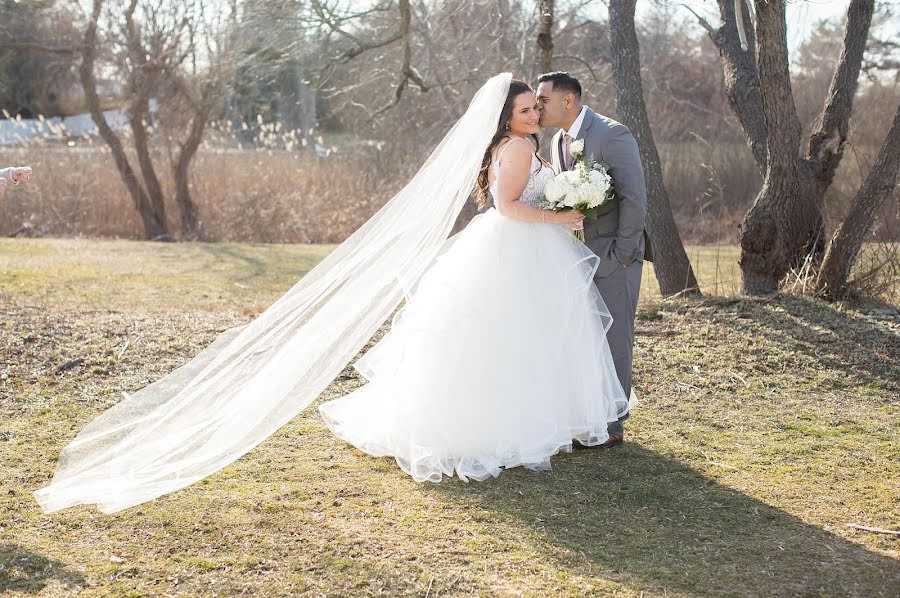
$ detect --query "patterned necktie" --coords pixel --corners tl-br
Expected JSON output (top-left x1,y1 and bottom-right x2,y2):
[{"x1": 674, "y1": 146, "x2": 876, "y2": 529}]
[{"x1": 563, "y1": 134, "x2": 573, "y2": 171}]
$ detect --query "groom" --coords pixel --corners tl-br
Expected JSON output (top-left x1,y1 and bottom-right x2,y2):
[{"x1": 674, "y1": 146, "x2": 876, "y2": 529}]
[{"x1": 536, "y1": 71, "x2": 650, "y2": 448}]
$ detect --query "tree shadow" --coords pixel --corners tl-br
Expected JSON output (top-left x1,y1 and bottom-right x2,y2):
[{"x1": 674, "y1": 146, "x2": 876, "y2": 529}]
[
  {"x1": 428, "y1": 445, "x2": 899, "y2": 595},
  {"x1": 0, "y1": 543, "x2": 85, "y2": 594},
  {"x1": 703, "y1": 294, "x2": 900, "y2": 395},
  {"x1": 196, "y1": 243, "x2": 268, "y2": 283}
]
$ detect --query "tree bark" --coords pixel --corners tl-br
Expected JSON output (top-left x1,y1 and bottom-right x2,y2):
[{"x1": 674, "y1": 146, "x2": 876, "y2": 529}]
[
  {"x1": 174, "y1": 97, "x2": 211, "y2": 239},
  {"x1": 123, "y1": 0, "x2": 168, "y2": 231},
  {"x1": 702, "y1": 0, "x2": 768, "y2": 174},
  {"x1": 738, "y1": 0, "x2": 805, "y2": 294},
  {"x1": 816, "y1": 105, "x2": 900, "y2": 300},
  {"x1": 807, "y1": 0, "x2": 874, "y2": 188},
  {"x1": 537, "y1": 0, "x2": 554, "y2": 73},
  {"x1": 609, "y1": 0, "x2": 700, "y2": 297},
  {"x1": 80, "y1": 0, "x2": 169, "y2": 240}
]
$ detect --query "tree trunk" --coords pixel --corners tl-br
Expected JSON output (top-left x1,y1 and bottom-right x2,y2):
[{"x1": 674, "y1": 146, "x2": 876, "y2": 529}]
[
  {"x1": 816, "y1": 105, "x2": 900, "y2": 299},
  {"x1": 807, "y1": 0, "x2": 875, "y2": 187},
  {"x1": 174, "y1": 102, "x2": 211, "y2": 239},
  {"x1": 537, "y1": 0, "x2": 553, "y2": 73},
  {"x1": 738, "y1": 0, "x2": 873, "y2": 295},
  {"x1": 124, "y1": 0, "x2": 168, "y2": 230},
  {"x1": 608, "y1": 0, "x2": 700, "y2": 297},
  {"x1": 707, "y1": 0, "x2": 768, "y2": 174},
  {"x1": 80, "y1": 0, "x2": 169, "y2": 240}
]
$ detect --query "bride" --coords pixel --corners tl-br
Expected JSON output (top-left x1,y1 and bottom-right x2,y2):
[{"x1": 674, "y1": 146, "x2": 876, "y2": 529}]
[
  {"x1": 35, "y1": 74, "x2": 630, "y2": 514},
  {"x1": 319, "y1": 79, "x2": 629, "y2": 481}
]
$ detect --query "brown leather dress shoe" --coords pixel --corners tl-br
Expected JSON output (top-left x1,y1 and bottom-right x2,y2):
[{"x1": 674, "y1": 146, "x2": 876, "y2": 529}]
[
  {"x1": 572, "y1": 433, "x2": 624, "y2": 450},
  {"x1": 599, "y1": 433, "x2": 624, "y2": 449}
]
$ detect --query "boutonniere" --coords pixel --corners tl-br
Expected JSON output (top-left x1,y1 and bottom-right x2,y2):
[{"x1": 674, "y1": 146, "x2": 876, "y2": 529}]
[{"x1": 569, "y1": 139, "x2": 585, "y2": 160}]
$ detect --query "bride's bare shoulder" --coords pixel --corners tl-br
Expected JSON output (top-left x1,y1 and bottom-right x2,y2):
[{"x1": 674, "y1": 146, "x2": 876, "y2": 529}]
[{"x1": 495, "y1": 136, "x2": 534, "y2": 166}]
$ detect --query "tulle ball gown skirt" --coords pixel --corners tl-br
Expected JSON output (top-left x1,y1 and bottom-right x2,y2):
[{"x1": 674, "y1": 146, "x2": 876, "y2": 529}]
[{"x1": 319, "y1": 208, "x2": 631, "y2": 482}]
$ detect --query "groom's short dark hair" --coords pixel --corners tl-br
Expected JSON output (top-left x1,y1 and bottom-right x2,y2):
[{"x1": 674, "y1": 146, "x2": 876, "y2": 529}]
[{"x1": 537, "y1": 72, "x2": 582, "y2": 98}]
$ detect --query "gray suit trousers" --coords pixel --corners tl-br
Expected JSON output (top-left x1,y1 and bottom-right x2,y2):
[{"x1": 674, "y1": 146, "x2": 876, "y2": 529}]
[{"x1": 593, "y1": 260, "x2": 643, "y2": 435}]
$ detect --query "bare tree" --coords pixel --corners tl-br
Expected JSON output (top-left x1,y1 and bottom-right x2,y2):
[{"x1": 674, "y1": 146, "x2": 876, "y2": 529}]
[
  {"x1": 608, "y1": 0, "x2": 700, "y2": 297},
  {"x1": 79, "y1": 0, "x2": 234, "y2": 240},
  {"x1": 80, "y1": 0, "x2": 168, "y2": 239},
  {"x1": 815, "y1": 105, "x2": 900, "y2": 299},
  {"x1": 687, "y1": 0, "x2": 876, "y2": 295}
]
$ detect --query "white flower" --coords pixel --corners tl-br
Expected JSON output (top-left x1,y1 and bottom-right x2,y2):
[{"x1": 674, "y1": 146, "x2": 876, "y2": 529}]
[
  {"x1": 588, "y1": 169, "x2": 609, "y2": 189},
  {"x1": 543, "y1": 179, "x2": 564, "y2": 203},
  {"x1": 570, "y1": 139, "x2": 585, "y2": 158},
  {"x1": 543, "y1": 159, "x2": 615, "y2": 212},
  {"x1": 559, "y1": 170, "x2": 579, "y2": 187},
  {"x1": 564, "y1": 186, "x2": 587, "y2": 208}
]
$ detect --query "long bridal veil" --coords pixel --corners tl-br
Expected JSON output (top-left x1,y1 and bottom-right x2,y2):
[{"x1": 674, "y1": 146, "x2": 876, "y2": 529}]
[{"x1": 34, "y1": 72, "x2": 513, "y2": 514}]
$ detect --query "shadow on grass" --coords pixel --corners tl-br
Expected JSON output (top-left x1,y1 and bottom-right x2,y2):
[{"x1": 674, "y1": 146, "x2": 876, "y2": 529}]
[
  {"x1": 0, "y1": 543, "x2": 85, "y2": 594},
  {"x1": 720, "y1": 295, "x2": 900, "y2": 395},
  {"x1": 429, "y1": 444, "x2": 899, "y2": 596},
  {"x1": 196, "y1": 243, "x2": 268, "y2": 283}
]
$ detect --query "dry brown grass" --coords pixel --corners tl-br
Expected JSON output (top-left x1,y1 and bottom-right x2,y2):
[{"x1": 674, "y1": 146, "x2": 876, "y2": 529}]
[
  {"x1": 0, "y1": 142, "x2": 408, "y2": 243},
  {"x1": 3, "y1": 139, "x2": 893, "y2": 246}
]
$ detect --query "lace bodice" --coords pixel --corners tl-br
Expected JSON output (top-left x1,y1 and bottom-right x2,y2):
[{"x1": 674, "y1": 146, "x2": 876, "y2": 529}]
[{"x1": 489, "y1": 141, "x2": 555, "y2": 209}]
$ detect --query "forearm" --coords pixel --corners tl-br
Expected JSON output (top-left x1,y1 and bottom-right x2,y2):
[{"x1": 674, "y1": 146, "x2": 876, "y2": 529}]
[
  {"x1": 497, "y1": 199, "x2": 556, "y2": 224},
  {"x1": 0, "y1": 167, "x2": 13, "y2": 181}
]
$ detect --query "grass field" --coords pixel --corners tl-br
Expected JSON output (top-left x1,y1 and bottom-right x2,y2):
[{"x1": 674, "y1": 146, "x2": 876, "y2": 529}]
[{"x1": 1, "y1": 238, "x2": 898, "y2": 596}]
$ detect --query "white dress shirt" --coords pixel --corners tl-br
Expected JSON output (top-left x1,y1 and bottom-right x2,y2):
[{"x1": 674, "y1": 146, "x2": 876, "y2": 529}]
[{"x1": 563, "y1": 106, "x2": 588, "y2": 140}]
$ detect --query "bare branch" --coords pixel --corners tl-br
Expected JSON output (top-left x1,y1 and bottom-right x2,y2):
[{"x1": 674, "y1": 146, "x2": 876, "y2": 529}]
[
  {"x1": 368, "y1": 0, "x2": 429, "y2": 119},
  {"x1": 734, "y1": 0, "x2": 750, "y2": 51},
  {"x1": 692, "y1": 0, "x2": 767, "y2": 172},
  {"x1": 677, "y1": 3, "x2": 716, "y2": 36},
  {"x1": 0, "y1": 41, "x2": 79, "y2": 54},
  {"x1": 552, "y1": 54, "x2": 607, "y2": 83},
  {"x1": 816, "y1": 104, "x2": 900, "y2": 299},
  {"x1": 312, "y1": 0, "x2": 403, "y2": 63},
  {"x1": 807, "y1": 0, "x2": 875, "y2": 179}
]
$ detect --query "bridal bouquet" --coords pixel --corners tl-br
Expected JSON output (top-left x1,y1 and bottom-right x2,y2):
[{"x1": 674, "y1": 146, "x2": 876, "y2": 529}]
[{"x1": 541, "y1": 139, "x2": 614, "y2": 242}]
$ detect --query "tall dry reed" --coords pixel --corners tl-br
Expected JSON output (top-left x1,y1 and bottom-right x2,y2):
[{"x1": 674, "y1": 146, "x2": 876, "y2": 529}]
[{"x1": 1, "y1": 138, "x2": 894, "y2": 247}]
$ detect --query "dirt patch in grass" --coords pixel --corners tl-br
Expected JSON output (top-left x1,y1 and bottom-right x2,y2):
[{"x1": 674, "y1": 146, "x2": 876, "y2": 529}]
[{"x1": 2, "y1": 239, "x2": 898, "y2": 596}]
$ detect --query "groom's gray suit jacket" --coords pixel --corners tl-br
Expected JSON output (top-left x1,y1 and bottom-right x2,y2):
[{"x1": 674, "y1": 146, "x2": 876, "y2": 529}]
[{"x1": 551, "y1": 108, "x2": 652, "y2": 278}]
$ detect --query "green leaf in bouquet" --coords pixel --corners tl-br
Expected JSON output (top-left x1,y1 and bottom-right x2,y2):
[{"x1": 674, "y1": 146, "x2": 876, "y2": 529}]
[{"x1": 581, "y1": 207, "x2": 600, "y2": 220}]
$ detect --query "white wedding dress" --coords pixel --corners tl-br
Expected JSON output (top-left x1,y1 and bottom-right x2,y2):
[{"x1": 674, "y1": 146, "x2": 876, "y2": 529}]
[{"x1": 319, "y1": 142, "x2": 631, "y2": 482}]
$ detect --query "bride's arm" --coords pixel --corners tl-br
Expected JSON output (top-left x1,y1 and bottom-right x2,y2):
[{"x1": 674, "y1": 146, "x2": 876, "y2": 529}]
[{"x1": 495, "y1": 141, "x2": 581, "y2": 226}]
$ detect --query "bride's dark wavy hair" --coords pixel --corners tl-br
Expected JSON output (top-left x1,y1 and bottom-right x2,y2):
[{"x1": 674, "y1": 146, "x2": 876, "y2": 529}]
[{"x1": 474, "y1": 80, "x2": 540, "y2": 210}]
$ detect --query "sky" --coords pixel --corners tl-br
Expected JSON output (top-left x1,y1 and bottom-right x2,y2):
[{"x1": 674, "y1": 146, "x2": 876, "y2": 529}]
[{"x1": 641, "y1": 1, "x2": 899, "y2": 55}]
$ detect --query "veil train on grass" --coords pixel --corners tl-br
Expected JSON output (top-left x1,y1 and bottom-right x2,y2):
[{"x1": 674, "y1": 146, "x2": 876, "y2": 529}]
[{"x1": 34, "y1": 73, "x2": 514, "y2": 514}]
